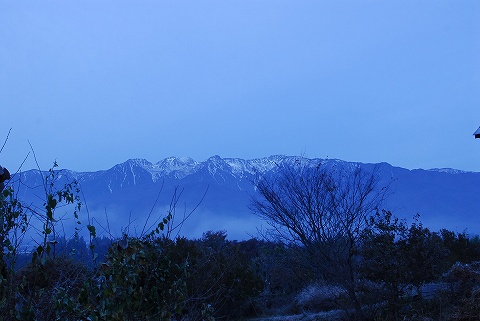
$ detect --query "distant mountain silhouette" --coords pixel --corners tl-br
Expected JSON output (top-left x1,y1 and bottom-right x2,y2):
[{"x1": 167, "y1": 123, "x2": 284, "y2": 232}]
[{"x1": 10, "y1": 156, "x2": 480, "y2": 240}]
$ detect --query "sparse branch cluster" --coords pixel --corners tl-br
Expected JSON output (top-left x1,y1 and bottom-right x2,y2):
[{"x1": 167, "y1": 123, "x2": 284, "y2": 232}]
[{"x1": 252, "y1": 159, "x2": 385, "y2": 320}]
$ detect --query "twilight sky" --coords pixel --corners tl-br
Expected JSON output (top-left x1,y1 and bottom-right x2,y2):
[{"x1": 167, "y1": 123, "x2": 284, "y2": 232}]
[{"x1": 1, "y1": 1, "x2": 479, "y2": 173}]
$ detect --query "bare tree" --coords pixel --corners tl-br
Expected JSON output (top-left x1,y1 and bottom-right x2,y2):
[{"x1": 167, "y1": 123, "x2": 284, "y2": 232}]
[{"x1": 252, "y1": 158, "x2": 386, "y2": 320}]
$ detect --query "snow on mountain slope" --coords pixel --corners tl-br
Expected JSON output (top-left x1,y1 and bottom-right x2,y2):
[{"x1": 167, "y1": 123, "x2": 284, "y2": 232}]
[{"x1": 8, "y1": 155, "x2": 480, "y2": 239}]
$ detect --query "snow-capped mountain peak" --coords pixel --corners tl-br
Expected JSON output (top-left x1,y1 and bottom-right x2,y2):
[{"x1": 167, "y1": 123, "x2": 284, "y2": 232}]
[
  {"x1": 10, "y1": 155, "x2": 480, "y2": 239},
  {"x1": 152, "y1": 156, "x2": 198, "y2": 180}
]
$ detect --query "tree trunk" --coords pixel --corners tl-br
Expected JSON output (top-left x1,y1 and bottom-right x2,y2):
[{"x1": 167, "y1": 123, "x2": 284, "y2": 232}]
[
  {"x1": 389, "y1": 282, "x2": 400, "y2": 321},
  {"x1": 346, "y1": 283, "x2": 365, "y2": 321}
]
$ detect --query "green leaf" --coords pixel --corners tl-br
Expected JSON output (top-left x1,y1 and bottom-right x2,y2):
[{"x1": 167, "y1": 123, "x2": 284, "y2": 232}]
[
  {"x1": 48, "y1": 196, "x2": 57, "y2": 209},
  {"x1": 87, "y1": 224, "x2": 97, "y2": 237}
]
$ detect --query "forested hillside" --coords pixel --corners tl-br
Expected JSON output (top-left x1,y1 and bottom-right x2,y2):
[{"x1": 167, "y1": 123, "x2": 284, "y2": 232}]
[{"x1": 1, "y1": 161, "x2": 480, "y2": 320}]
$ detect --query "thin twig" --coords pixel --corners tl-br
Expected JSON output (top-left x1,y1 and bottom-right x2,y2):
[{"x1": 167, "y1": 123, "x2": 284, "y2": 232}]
[
  {"x1": 0, "y1": 127, "x2": 12, "y2": 154},
  {"x1": 92, "y1": 216, "x2": 115, "y2": 239},
  {"x1": 171, "y1": 185, "x2": 209, "y2": 239},
  {"x1": 28, "y1": 140, "x2": 47, "y2": 194},
  {"x1": 141, "y1": 179, "x2": 165, "y2": 236},
  {"x1": 105, "y1": 207, "x2": 112, "y2": 237}
]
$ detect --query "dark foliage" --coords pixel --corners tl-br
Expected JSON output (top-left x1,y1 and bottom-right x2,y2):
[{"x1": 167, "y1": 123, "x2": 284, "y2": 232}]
[
  {"x1": 361, "y1": 211, "x2": 450, "y2": 319},
  {"x1": 156, "y1": 231, "x2": 264, "y2": 320},
  {"x1": 2, "y1": 162, "x2": 480, "y2": 321}
]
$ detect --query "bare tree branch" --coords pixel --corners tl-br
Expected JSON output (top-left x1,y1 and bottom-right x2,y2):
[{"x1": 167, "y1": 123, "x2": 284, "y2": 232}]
[{"x1": 251, "y1": 158, "x2": 387, "y2": 320}]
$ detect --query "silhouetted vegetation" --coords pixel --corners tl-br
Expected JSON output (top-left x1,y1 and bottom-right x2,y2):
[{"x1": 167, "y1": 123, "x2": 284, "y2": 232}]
[{"x1": 1, "y1": 161, "x2": 480, "y2": 320}]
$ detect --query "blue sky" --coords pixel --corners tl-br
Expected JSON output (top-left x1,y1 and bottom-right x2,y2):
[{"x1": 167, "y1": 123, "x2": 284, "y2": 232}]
[{"x1": 1, "y1": 1, "x2": 479, "y2": 172}]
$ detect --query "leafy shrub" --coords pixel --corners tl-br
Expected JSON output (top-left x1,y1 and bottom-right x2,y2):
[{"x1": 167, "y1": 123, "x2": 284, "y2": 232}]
[
  {"x1": 82, "y1": 235, "x2": 188, "y2": 321},
  {"x1": 442, "y1": 262, "x2": 480, "y2": 321},
  {"x1": 14, "y1": 256, "x2": 88, "y2": 320},
  {"x1": 1, "y1": 163, "x2": 190, "y2": 320},
  {"x1": 158, "y1": 231, "x2": 263, "y2": 320}
]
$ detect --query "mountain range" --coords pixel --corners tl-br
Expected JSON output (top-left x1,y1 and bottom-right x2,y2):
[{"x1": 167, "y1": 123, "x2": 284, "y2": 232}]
[{"x1": 10, "y1": 155, "x2": 480, "y2": 241}]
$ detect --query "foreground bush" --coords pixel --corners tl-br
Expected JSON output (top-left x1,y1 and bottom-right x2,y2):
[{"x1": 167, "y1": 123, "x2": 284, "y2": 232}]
[
  {"x1": 157, "y1": 231, "x2": 263, "y2": 320},
  {"x1": 83, "y1": 235, "x2": 188, "y2": 320}
]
